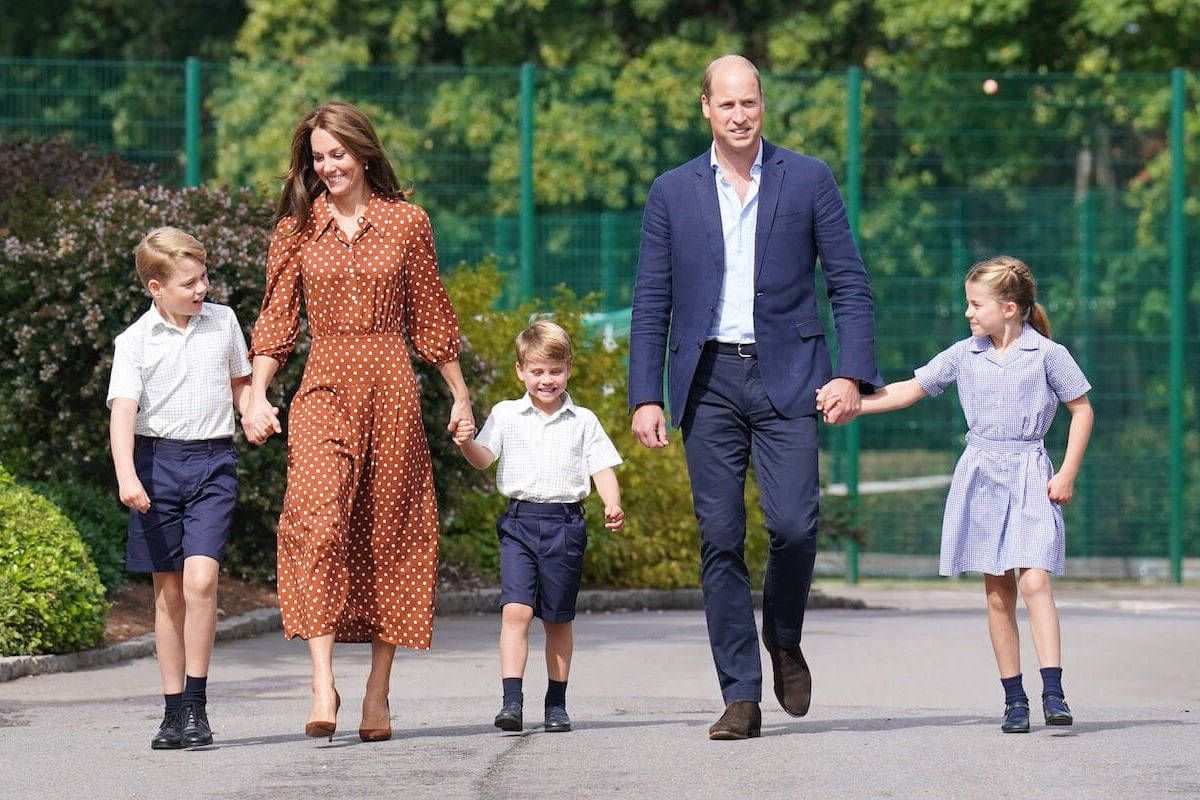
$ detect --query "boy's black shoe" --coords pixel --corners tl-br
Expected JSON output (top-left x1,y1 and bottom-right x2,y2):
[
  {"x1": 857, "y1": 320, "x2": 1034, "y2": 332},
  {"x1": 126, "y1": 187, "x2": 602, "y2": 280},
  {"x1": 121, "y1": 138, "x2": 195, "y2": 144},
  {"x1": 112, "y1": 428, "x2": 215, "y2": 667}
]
[
  {"x1": 180, "y1": 703, "x2": 213, "y2": 747},
  {"x1": 544, "y1": 705, "x2": 572, "y2": 733},
  {"x1": 494, "y1": 701, "x2": 523, "y2": 732},
  {"x1": 151, "y1": 709, "x2": 183, "y2": 750}
]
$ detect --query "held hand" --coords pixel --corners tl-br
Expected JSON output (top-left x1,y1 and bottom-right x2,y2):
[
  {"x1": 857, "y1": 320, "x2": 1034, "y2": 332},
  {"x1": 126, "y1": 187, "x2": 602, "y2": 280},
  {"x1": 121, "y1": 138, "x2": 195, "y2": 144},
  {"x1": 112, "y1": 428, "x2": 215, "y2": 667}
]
[
  {"x1": 631, "y1": 404, "x2": 669, "y2": 448},
  {"x1": 243, "y1": 398, "x2": 281, "y2": 446},
  {"x1": 814, "y1": 386, "x2": 836, "y2": 418},
  {"x1": 817, "y1": 378, "x2": 861, "y2": 426},
  {"x1": 447, "y1": 397, "x2": 474, "y2": 440},
  {"x1": 1047, "y1": 473, "x2": 1075, "y2": 504},
  {"x1": 604, "y1": 505, "x2": 625, "y2": 532},
  {"x1": 118, "y1": 478, "x2": 151, "y2": 513},
  {"x1": 451, "y1": 417, "x2": 476, "y2": 446}
]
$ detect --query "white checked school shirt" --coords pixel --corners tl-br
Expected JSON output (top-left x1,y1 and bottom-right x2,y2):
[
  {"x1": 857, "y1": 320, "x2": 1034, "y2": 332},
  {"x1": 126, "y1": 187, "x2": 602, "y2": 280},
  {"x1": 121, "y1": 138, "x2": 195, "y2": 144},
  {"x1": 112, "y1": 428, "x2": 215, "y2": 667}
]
[
  {"x1": 473, "y1": 392, "x2": 623, "y2": 503},
  {"x1": 107, "y1": 301, "x2": 252, "y2": 440}
]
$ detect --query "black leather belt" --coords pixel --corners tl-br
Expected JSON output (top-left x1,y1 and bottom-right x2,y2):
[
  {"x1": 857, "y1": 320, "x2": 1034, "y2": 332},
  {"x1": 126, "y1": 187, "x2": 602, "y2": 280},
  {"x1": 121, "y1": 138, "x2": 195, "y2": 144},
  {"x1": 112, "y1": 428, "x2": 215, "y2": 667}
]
[{"x1": 708, "y1": 341, "x2": 757, "y2": 358}]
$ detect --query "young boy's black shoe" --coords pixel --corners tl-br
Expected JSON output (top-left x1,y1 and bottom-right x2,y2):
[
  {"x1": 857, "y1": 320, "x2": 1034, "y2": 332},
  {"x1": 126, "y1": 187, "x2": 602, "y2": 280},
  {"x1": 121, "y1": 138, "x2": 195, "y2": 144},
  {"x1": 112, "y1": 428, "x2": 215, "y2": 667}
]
[
  {"x1": 494, "y1": 701, "x2": 523, "y2": 732},
  {"x1": 151, "y1": 709, "x2": 183, "y2": 750},
  {"x1": 544, "y1": 705, "x2": 571, "y2": 733},
  {"x1": 180, "y1": 703, "x2": 213, "y2": 747}
]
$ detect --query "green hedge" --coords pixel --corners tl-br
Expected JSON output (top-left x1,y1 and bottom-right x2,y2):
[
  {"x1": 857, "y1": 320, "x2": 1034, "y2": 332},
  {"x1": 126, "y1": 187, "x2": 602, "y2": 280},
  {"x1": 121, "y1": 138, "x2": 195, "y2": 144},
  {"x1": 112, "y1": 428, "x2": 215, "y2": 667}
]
[
  {"x1": 0, "y1": 465, "x2": 107, "y2": 655},
  {"x1": 23, "y1": 480, "x2": 131, "y2": 595}
]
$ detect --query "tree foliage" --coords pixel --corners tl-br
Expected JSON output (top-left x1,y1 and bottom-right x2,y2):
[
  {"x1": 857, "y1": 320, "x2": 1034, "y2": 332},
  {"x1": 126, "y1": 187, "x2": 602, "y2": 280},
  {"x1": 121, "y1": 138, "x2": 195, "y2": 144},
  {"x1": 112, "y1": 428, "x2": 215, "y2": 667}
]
[{"x1": 2, "y1": 0, "x2": 246, "y2": 60}]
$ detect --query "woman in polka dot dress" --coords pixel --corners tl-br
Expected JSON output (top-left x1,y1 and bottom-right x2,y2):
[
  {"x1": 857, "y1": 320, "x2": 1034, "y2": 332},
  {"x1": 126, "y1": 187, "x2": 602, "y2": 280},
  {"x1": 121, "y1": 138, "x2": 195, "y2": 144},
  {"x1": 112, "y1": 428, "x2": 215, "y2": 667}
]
[{"x1": 244, "y1": 101, "x2": 474, "y2": 742}]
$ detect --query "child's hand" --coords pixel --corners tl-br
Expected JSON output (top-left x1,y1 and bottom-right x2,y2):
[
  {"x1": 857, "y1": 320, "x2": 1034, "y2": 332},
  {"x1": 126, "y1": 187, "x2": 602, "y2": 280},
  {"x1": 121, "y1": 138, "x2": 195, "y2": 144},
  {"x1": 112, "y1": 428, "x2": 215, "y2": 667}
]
[
  {"x1": 447, "y1": 399, "x2": 474, "y2": 444},
  {"x1": 243, "y1": 401, "x2": 282, "y2": 445},
  {"x1": 603, "y1": 505, "x2": 625, "y2": 532},
  {"x1": 451, "y1": 417, "x2": 475, "y2": 446},
  {"x1": 118, "y1": 477, "x2": 151, "y2": 513},
  {"x1": 814, "y1": 386, "x2": 838, "y2": 423},
  {"x1": 1047, "y1": 473, "x2": 1075, "y2": 504}
]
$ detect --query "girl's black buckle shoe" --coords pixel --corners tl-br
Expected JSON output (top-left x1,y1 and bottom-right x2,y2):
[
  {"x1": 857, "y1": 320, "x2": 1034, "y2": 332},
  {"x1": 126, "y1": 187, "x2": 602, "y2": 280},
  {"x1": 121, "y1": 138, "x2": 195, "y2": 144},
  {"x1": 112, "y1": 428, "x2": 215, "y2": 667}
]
[
  {"x1": 1043, "y1": 694, "x2": 1073, "y2": 726},
  {"x1": 1001, "y1": 700, "x2": 1031, "y2": 733}
]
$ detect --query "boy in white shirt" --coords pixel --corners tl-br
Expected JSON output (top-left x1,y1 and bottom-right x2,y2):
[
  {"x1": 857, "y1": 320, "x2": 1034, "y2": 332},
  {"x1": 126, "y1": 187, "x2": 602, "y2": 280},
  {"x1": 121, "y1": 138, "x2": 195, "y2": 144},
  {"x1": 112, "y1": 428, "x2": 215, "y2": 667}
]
[
  {"x1": 107, "y1": 227, "x2": 272, "y2": 750},
  {"x1": 457, "y1": 320, "x2": 624, "y2": 733}
]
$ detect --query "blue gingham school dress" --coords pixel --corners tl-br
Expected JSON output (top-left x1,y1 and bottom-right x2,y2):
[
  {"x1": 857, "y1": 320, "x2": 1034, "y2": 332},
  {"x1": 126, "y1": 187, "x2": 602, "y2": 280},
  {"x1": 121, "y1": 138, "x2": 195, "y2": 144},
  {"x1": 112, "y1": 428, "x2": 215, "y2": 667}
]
[{"x1": 914, "y1": 325, "x2": 1091, "y2": 576}]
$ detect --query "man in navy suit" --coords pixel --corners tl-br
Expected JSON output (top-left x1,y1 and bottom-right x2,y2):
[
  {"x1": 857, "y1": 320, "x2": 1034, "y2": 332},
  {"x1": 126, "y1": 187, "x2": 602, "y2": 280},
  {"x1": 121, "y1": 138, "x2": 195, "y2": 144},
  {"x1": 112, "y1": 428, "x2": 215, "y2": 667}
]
[{"x1": 628, "y1": 54, "x2": 882, "y2": 740}]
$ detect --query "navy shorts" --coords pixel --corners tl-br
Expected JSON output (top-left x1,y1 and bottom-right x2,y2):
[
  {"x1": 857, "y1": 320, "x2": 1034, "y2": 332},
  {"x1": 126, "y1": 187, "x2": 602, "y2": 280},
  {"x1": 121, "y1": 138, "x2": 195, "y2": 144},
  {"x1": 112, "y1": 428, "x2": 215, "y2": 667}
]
[
  {"x1": 125, "y1": 436, "x2": 238, "y2": 573},
  {"x1": 496, "y1": 499, "x2": 587, "y2": 623}
]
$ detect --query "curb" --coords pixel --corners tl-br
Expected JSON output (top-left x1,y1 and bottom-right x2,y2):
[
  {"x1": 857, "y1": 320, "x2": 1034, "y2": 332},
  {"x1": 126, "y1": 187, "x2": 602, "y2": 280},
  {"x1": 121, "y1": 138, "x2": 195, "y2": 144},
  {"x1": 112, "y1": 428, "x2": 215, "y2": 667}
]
[
  {"x1": 0, "y1": 607, "x2": 284, "y2": 683},
  {"x1": 0, "y1": 588, "x2": 862, "y2": 683}
]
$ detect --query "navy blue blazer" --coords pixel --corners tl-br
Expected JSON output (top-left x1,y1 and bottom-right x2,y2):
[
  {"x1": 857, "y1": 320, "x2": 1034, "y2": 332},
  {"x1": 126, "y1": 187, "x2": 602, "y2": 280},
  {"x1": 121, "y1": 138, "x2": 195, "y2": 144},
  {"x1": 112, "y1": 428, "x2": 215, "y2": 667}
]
[{"x1": 628, "y1": 140, "x2": 882, "y2": 425}]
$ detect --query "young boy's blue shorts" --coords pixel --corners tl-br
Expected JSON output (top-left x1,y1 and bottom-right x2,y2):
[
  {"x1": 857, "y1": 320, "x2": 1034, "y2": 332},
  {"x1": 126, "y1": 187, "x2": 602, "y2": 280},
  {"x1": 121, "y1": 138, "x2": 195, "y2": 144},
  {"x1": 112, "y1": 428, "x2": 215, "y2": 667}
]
[
  {"x1": 496, "y1": 499, "x2": 587, "y2": 623},
  {"x1": 126, "y1": 436, "x2": 238, "y2": 573}
]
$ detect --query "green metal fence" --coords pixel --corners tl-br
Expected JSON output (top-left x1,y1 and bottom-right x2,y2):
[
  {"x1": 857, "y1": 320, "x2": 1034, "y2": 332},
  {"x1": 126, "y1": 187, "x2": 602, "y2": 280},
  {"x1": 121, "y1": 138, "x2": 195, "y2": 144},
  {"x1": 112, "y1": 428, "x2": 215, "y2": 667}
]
[{"x1": 2, "y1": 59, "x2": 1195, "y2": 578}]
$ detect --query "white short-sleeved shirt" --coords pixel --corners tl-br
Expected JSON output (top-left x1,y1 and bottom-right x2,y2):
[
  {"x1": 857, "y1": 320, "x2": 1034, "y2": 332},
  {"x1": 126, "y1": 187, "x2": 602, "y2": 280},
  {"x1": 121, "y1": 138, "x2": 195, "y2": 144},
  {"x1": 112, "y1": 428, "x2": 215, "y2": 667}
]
[
  {"x1": 473, "y1": 392, "x2": 622, "y2": 503},
  {"x1": 107, "y1": 301, "x2": 252, "y2": 440}
]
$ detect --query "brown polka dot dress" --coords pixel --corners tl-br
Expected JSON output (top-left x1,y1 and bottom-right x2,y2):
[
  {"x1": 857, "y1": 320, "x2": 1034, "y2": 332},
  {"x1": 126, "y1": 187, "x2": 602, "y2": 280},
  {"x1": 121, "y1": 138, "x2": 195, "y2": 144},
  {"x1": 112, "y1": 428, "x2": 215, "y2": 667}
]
[{"x1": 250, "y1": 193, "x2": 460, "y2": 648}]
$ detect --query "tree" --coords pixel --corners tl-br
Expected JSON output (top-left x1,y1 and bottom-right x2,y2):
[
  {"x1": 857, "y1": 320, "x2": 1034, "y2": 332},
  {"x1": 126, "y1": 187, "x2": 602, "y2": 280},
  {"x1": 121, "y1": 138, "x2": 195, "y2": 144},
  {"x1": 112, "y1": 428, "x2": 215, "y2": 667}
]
[{"x1": 2, "y1": 0, "x2": 247, "y2": 60}]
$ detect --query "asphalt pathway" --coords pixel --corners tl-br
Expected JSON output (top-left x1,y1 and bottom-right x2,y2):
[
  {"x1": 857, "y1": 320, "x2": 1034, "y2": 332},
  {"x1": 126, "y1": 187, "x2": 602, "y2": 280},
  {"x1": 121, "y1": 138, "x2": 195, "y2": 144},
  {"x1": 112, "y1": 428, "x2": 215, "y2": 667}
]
[{"x1": 1, "y1": 581, "x2": 1197, "y2": 799}]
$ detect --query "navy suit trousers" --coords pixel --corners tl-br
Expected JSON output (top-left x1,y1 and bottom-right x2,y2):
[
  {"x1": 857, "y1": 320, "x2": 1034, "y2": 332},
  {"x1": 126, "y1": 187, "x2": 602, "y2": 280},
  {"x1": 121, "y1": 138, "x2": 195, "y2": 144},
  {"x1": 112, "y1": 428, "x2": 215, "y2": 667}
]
[{"x1": 681, "y1": 347, "x2": 820, "y2": 703}]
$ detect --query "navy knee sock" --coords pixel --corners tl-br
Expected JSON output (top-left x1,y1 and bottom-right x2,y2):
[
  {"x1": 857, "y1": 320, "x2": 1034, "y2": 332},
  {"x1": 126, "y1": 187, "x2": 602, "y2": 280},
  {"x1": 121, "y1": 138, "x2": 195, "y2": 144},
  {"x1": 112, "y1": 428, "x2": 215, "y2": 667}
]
[
  {"x1": 1040, "y1": 667, "x2": 1065, "y2": 699},
  {"x1": 502, "y1": 677, "x2": 524, "y2": 706},
  {"x1": 1001, "y1": 674, "x2": 1028, "y2": 705},
  {"x1": 182, "y1": 675, "x2": 207, "y2": 707},
  {"x1": 545, "y1": 679, "x2": 567, "y2": 710}
]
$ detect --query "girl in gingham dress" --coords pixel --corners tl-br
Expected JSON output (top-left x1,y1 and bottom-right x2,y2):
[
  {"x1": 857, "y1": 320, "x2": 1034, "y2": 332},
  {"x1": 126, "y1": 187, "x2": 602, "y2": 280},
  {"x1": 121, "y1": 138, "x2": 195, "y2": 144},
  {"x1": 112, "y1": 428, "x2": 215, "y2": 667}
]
[{"x1": 818, "y1": 255, "x2": 1093, "y2": 734}]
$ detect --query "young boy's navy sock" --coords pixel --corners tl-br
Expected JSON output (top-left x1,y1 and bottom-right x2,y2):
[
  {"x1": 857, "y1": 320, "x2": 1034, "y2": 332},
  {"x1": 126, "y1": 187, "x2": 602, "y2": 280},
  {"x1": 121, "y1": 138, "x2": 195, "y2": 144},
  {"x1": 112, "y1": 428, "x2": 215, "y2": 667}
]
[
  {"x1": 1001, "y1": 674, "x2": 1028, "y2": 705},
  {"x1": 545, "y1": 679, "x2": 567, "y2": 709},
  {"x1": 182, "y1": 675, "x2": 207, "y2": 707},
  {"x1": 1039, "y1": 667, "x2": 1065, "y2": 698},
  {"x1": 502, "y1": 677, "x2": 524, "y2": 706}
]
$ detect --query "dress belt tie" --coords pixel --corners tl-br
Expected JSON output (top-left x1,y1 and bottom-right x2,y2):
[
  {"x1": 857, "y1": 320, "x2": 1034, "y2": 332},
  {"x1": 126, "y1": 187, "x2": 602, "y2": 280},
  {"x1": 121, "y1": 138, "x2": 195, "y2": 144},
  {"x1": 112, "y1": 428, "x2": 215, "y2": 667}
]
[{"x1": 965, "y1": 433, "x2": 1044, "y2": 453}]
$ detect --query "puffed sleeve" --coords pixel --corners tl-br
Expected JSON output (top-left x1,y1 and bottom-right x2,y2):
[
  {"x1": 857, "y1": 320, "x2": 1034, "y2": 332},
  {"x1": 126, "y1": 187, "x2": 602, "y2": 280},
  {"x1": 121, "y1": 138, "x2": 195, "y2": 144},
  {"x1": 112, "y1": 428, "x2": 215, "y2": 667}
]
[
  {"x1": 914, "y1": 339, "x2": 966, "y2": 398},
  {"x1": 249, "y1": 218, "x2": 305, "y2": 367},
  {"x1": 401, "y1": 205, "x2": 461, "y2": 365}
]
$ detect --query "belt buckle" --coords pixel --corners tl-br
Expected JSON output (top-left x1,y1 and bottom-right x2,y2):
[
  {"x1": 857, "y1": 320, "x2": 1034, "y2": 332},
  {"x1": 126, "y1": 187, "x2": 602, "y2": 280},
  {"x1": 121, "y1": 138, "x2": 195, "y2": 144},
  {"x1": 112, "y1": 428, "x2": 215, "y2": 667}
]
[{"x1": 736, "y1": 342, "x2": 753, "y2": 359}]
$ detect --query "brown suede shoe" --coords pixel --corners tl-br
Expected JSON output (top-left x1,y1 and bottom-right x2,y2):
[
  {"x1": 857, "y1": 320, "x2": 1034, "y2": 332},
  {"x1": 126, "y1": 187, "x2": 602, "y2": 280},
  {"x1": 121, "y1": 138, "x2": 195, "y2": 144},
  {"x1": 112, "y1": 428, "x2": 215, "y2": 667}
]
[
  {"x1": 762, "y1": 631, "x2": 812, "y2": 717},
  {"x1": 708, "y1": 701, "x2": 762, "y2": 740}
]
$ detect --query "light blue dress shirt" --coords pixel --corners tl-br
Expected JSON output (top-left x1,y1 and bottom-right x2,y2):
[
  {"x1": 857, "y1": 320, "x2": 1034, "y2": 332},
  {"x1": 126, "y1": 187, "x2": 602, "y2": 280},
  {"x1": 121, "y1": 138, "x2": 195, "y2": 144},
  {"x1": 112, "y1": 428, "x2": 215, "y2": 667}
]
[{"x1": 707, "y1": 142, "x2": 763, "y2": 344}]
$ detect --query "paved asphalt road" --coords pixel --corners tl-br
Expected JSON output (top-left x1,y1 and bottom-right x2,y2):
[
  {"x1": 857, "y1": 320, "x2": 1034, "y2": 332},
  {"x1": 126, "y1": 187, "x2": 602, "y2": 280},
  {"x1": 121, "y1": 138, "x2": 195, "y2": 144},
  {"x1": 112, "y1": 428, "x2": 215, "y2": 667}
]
[{"x1": 1, "y1": 581, "x2": 1198, "y2": 799}]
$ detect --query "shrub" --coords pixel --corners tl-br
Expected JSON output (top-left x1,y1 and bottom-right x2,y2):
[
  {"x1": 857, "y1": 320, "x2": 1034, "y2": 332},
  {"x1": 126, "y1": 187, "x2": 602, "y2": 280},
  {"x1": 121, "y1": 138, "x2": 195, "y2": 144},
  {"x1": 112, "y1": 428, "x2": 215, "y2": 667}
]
[
  {"x1": 0, "y1": 135, "x2": 157, "y2": 238},
  {"x1": 24, "y1": 479, "x2": 131, "y2": 595},
  {"x1": 0, "y1": 465, "x2": 108, "y2": 655}
]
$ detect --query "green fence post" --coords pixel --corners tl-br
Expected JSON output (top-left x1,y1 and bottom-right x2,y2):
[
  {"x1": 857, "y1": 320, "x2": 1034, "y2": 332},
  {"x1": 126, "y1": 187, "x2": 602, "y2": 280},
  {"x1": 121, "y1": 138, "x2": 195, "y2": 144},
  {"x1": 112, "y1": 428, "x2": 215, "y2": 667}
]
[
  {"x1": 1077, "y1": 190, "x2": 1095, "y2": 556},
  {"x1": 1168, "y1": 68, "x2": 1187, "y2": 584},
  {"x1": 184, "y1": 57, "x2": 201, "y2": 188},
  {"x1": 844, "y1": 66, "x2": 863, "y2": 584},
  {"x1": 519, "y1": 63, "x2": 536, "y2": 303}
]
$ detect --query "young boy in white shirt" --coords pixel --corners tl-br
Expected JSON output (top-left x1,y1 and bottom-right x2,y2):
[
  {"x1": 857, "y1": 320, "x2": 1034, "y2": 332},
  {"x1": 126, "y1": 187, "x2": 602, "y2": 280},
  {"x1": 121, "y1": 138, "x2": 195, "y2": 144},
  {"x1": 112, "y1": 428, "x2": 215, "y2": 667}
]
[
  {"x1": 457, "y1": 320, "x2": 624, "y2": 733},
  {"x1": 107, "y1": 227, "x2": 272, "y2": 750}
]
